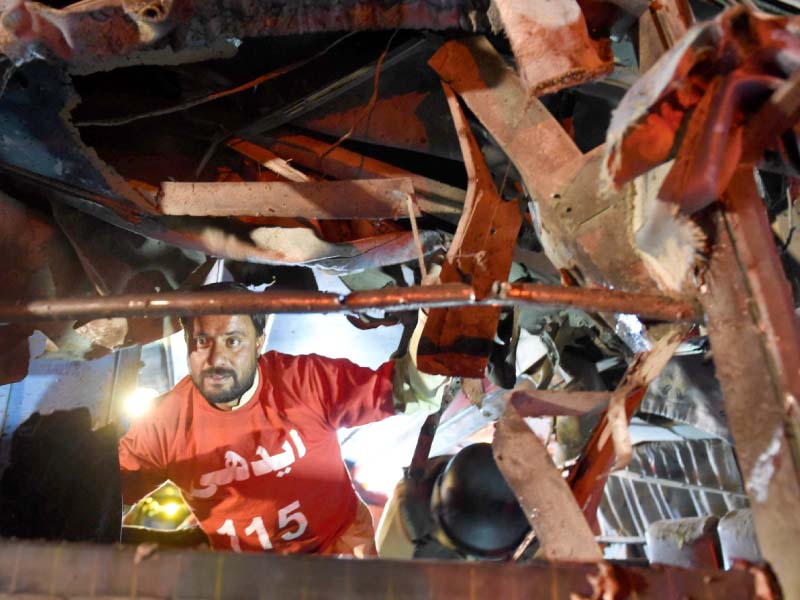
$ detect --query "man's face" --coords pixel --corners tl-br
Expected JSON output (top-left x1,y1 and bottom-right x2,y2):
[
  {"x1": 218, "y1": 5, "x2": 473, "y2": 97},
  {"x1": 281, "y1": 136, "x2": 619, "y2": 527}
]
[{"x1": 187, "y1": 315, "x2": 265, "y2": 408}]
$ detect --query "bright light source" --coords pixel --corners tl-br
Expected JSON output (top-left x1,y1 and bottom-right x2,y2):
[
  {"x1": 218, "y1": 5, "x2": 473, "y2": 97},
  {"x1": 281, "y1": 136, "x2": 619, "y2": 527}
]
[
  {"x1": 161, "y1": 502, "x2": 181, "y2": 518},
  {"x1": 353, "y1": 461, "x2": 403, "y2": 496},
  {"x1": 124, "y1": 387, "x2": 159, "y2": 419}
]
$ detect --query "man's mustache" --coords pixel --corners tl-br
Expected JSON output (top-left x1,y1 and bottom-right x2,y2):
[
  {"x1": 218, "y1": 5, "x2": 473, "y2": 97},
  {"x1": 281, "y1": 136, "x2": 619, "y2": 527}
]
[{"x1": 202, "y1": 368, "x2": 237, "y2": 380}]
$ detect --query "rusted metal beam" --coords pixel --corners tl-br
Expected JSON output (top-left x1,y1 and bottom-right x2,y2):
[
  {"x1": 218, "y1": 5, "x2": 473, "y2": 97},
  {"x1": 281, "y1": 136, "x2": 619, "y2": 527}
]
[
  {"x1": 0, "y1": 539, "x2": 760, "y2": 599},
  {"x1": 417, "y1": 82, "x2": 522, "y2": 377},
  {"x1": 0, "y1": 283, "x2": 700, "y2": 324},
  {"x1": 428, "y1": 37, "x2": 585, "y2": 201},
  {"x1": 701, "y1": 173, "x2": 800, "y2": 600},
  {"x1": 264, "y1": 132, "x2": 465, "y2": 221},
  {"x1": 492, "y1": 0, "x2": 613, "y2": 96},
  {"x1": 494, "y1": 406, "x2": 603, "y2": 562},
  {"x1": 158, "y1": 179, "x2": 420, "y2": 219}
]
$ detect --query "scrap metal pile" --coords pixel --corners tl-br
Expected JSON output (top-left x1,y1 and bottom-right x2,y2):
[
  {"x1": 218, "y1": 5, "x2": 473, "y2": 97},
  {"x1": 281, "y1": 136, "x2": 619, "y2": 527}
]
[{"x1": 1, "y1": 0, "x2": 800, "y2": 597}]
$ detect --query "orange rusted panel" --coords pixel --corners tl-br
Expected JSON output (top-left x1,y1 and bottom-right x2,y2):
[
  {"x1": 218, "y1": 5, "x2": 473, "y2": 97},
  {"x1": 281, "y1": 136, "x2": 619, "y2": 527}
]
[{"x1": 416, "y1": 83, "x2": 522, "y2": 377}]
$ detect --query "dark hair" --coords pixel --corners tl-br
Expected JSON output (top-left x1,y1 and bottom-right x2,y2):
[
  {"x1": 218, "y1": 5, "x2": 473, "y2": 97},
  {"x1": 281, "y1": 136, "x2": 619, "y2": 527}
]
[{"x1": 179, "y1": 281, "x2": 267, "y2": 338}]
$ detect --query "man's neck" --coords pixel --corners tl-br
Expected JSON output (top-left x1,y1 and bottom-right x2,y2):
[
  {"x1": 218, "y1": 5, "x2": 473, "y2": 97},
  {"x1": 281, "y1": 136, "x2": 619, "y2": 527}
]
[{"x1": 214, "y1": 369, "x2": 260, "y2": 412}]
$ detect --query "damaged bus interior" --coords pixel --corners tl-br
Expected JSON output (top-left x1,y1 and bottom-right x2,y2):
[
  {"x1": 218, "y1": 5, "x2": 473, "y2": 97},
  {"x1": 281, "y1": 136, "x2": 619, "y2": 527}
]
[{"x1": 1, "y1": 0, "x2": 799, "y2": 597}]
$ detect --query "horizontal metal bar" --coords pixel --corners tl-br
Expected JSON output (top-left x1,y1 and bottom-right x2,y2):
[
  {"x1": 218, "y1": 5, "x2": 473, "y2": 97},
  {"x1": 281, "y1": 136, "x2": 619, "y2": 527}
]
[
  {"x1": 610, "y1": 470, "x2": 749, "y2": 499},
  {"x1": 0, "y1": 282, "x2": 701, "y2": 324}
]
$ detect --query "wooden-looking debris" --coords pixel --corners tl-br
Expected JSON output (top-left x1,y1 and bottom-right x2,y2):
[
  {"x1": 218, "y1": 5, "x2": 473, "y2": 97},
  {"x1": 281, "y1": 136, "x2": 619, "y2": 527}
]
[
  {"x1": 227, "y1": 138, "x2": 311, "y2": 183},
  {"x1": 158, "y1": 179, "x2": 419, "y2": 219},
  {"x1": 492, "y1": 0, "x2": 613, "y2": 96},
  {"x1": 494, "y1": 406, "x2": 603, "y2": 562},
  {"x1": 637, "y1": 0, "x2": 692, "y2": 72}
]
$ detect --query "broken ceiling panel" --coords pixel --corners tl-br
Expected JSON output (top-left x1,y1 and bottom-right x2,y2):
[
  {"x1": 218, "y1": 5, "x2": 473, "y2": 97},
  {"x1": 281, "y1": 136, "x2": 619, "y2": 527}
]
[{"x1": 296, "y1": 38, "x2": 463, "y2": 160}]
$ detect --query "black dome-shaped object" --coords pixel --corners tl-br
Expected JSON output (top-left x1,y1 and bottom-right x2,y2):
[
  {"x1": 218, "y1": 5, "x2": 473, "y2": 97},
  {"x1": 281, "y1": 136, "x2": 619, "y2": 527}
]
[{"x1": 431, "y1": 443, "x2": 530, "y2": 557}]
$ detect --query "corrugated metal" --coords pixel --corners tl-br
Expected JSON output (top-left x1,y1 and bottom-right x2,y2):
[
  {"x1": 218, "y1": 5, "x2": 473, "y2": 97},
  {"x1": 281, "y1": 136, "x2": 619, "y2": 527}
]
[{"x1": 598, "y1": 439, "x2": 748, "y2": 541}]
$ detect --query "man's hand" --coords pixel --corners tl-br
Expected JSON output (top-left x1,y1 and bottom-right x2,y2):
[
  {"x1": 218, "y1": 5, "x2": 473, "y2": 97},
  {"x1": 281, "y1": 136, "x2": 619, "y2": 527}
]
[{"x1": 392, "y1": 309, "x2": 448, "y2": 415}]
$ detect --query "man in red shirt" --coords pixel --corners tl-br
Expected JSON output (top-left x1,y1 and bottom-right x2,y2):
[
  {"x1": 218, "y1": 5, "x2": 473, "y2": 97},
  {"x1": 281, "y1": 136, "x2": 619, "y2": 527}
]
[{"x1": 119, "y1": 283, "x2": 445, "y2": 556}]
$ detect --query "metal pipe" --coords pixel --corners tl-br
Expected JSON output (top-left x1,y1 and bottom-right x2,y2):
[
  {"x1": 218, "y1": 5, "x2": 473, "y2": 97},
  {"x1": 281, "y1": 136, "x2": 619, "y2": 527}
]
[
  {"x1": 502, "y1": 283, "x2": 700, "y2": 321},
  {"x1": 0, "y1": 282, "x2": 700, "y2": 324}
]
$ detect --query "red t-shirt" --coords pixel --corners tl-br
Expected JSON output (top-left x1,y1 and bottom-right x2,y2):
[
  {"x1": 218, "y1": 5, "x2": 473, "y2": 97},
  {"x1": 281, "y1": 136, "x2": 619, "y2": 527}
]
[{"x1": 119, "y1": 351, "x2": 395, "y2": 554}]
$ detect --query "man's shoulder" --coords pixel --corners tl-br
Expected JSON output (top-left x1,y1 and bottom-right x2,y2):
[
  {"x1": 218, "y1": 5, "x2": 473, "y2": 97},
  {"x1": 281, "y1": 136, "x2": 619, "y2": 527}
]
[{"x1": 147, "y1": 376, "x2": 194, "y2": 418}]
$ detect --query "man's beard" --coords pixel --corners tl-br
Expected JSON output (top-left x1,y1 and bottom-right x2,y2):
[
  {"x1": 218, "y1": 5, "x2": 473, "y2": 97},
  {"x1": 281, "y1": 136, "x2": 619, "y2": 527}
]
[{"x1": 193, "y1": 366, "x2": 257, "y2": 405}]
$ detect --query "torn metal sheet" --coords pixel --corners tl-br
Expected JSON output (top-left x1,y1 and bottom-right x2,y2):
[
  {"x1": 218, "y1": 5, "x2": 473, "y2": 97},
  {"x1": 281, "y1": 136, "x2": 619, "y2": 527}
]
[
  {"x1": 537, "y1": 149, "x2": 671, "y2": 296},
  {"x1": 0, "y1": 60, "x2": 154, "y2": 215},
  {"x1": 158, "y1": 179, "x2": 420, "y2": 220},
  {"x1": 492, "y1": 0, "x2": 613, "y2": 96},
  {"x1": 701, "y1": 192, "x2": 800, "y2": 600},
  {"x1": 264, "y1": 132, "x2": 465, "y2": 222},
  {"x1": 603, "y1": 6, "x2": 800, "y2": 213},
  {"x1": 417, "y1": 82, "x2": 522, "y2": 377},
  {"x1": 493, "y1": 406, "x2": 603, "y2": 562},
  {"x1": 568, "y1": 324, "x2": 688, "y2": 529},
  {"x1": 429, "y1": 36, "x2": 678, "y2": 308},
  {"x1": 639, "y1": 355, "x2": 732, "y2": 443},
  {"x1": 0, "y1": 0, "x2": 478, "y2": 72}
]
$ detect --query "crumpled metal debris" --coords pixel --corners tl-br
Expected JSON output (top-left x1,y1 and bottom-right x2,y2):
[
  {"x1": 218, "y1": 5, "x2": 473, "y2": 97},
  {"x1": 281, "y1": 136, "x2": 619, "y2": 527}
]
[{"x1": 603, "y1": 6, "x2": 800, "y2": 213}]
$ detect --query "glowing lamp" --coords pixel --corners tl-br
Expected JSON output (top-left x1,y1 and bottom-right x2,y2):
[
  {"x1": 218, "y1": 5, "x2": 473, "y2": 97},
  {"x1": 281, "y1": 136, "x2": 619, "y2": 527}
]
[{"x1": 124, "y1": 387, "x2": 159, "y2": 419}]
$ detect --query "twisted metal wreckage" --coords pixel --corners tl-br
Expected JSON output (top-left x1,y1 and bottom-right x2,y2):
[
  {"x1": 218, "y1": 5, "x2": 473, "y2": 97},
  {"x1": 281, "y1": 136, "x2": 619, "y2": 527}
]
[{"x1": 1, "y1": 0, "x2": 800, "y2": 597}]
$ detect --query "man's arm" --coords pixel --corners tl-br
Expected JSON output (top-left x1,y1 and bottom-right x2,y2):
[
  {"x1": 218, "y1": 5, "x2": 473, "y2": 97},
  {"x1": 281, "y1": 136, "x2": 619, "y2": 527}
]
[
  {"x1": 118, "y1": 419, "x2": 170, "y2": 506},
  {"x1": 391, "y1": 309, "x2": 448, "y2": 416},
  {"x1": 291, "y1": 310, "x2": 448, "y2": 428}
]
